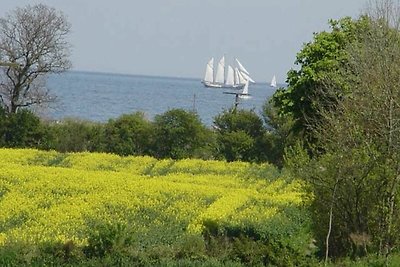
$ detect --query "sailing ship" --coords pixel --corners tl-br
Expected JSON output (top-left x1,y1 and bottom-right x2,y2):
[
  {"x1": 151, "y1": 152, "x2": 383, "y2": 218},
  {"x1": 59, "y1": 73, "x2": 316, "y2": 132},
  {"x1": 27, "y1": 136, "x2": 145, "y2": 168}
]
[
  {"x1": 270, "y1": 75, "x2": 277, "y2": 88},
  {"x1": 202, "y1": 56, "x2": 255, "y2": 89}
]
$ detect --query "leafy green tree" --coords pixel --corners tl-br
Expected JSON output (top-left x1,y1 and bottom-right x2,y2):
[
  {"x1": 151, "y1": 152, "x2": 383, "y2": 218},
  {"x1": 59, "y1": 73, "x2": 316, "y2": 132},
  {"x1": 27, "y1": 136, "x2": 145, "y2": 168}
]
[
  {"x1": 152, "y1": 109, "x2": 212, "y2": 159},
  {"x1": 103, "y1": 112, "x2": 153, "y2": 156},
  {"x1": 213, "y1": 109, "x2": 267, "y2": 162},
  {"x1": 271, "y1": 16, "x2": 370, "y2": 142}
]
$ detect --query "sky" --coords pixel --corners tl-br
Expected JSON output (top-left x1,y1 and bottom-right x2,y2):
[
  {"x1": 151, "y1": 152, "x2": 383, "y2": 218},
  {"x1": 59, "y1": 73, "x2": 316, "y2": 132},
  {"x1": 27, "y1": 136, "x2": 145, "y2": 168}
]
[{"x1": 1, "y1": 0, "x2": 368, "y2": 83}]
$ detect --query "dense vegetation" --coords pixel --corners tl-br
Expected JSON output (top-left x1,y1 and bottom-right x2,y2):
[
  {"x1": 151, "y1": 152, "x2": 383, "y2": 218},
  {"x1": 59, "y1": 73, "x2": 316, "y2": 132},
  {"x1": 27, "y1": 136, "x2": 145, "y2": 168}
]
[
  {"x1": 270, "y1": 0, "x2": 400, "y2": 263},
  {"x1": 0, "y1": 107, "x2": 282, "y2": 165}
]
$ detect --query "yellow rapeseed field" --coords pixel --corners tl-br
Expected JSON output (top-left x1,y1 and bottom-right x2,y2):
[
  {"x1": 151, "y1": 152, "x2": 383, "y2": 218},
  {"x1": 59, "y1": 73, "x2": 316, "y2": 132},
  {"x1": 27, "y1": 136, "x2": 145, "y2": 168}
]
[{"x1": 0, "y1": 148, "x2": 305, "y2": 249}]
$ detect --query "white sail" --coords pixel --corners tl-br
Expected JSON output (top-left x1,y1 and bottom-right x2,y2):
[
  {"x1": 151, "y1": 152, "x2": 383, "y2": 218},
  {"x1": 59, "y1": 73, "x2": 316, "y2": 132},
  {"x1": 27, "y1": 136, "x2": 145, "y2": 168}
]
[
  {"x1": 242, "y1": 81, "x2": 249, "y2": 94},
  {"x1": 204, "y1": 58, "x2": 214, "y2": 83},
  {"x1": 240, "y1": 70, "x2": 255, "y2": 83},
  {"x1": 225, "y1": 65, "x2": 235, "y2": 86},
  {"x1": 202, "y1": 55, "x2": 250, "y2": 89},
  {"x1": 270, "y1": 75, "x2": 277, "y2": 87},
  {"x1": 237, "y1": 68, "x2": 247, "y2": 84},
  {"x1": 239, "y1": 81, "x2": 251, "y2": 99},
  {"x1": 234, "y1": 58, "x2": 255, "y2": 83},
  {"x1": 235, "y1": 58, "x2": 250, "y2": 75},
  {"x1": 215, "y1": 56, "x2": 225, "y2": 84},
  {"x1": 234, "y1": 68, "x2": 240, "y2": 85}
]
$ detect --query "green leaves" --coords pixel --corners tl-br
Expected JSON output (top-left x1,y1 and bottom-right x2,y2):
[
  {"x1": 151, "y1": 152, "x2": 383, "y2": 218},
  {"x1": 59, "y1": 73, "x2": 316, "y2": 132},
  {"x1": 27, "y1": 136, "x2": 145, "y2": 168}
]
[
  {"x1": 213, "y1": 109, "x2": 267, "y2": 162},
  {"x1": 104, "y1": 112, "x2": 153, "y2": 156},
  {"x1": 271, "y1": 17, "x2": 371, "y2": 143},
  {"x1": 1, "y1": 109, "x2": 48, "y2": 148},
  {"x1": 152, "y1": 109, "x2": 212, "y2": 160}
]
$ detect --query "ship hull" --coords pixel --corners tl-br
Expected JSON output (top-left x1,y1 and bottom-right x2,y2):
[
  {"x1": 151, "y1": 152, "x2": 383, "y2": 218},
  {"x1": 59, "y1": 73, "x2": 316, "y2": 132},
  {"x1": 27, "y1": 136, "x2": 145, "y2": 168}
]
[{"x1": 202, "y1": 81, "x2": 245, "y2": 89}]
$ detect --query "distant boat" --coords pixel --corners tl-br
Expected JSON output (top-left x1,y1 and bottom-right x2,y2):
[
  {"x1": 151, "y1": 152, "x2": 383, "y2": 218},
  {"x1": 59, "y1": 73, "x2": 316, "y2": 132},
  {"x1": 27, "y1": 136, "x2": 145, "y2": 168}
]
[
  {"x1": 202, "y1": 56, "x2": 254, "y2": 89},
  {"x1": 223, "y1": 80, "x2": 251, "y2": 108},
  {"x1": 239, "y1": 81, "x2": 251, "y2": 99},
  {"x1": 270, "y1": 75, "x2": 277, "y2": 88}
]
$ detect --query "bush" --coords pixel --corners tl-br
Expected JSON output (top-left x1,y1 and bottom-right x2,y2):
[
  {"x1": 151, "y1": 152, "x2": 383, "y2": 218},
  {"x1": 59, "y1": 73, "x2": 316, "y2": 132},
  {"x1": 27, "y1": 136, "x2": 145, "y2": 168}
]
[
  {"x1": 213, "y1": 109, "x2": 268, "y2": 162},
  {"x1": 3, "y1": 109, "x2": 48, "y2": 148},
  {"x1": 46, "y1": 118, "x2": 104, "y2": 152},
  {"x1": 84, "y1": 221, "x2": 135, "y2": 258},
  {"x1": 216, "y1": 130, "x2": 254, "y2": 162},
  {"x1": 152, "y1": 109, "x2": 213, "y2": 159},
  {"x1": 103, "y1": 112, "x2": 153, "y2": 156}
]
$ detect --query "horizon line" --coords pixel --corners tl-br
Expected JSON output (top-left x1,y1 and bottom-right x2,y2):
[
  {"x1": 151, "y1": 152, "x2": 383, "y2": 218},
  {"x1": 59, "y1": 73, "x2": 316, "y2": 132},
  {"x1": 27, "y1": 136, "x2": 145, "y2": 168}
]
[
  {"x1": 66, "y1": 69, "x2": 200, "y2": 81},
  {"x1": 62, "y1": 69, "x2": 281, "y2": 85}
]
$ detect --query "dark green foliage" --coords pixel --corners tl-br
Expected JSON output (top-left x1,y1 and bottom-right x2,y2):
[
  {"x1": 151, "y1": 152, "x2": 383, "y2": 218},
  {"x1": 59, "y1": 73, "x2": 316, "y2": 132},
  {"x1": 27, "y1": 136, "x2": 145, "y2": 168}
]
[
  {"x1": 152, "y1": 109, "x2": 213, "y2": 159},
  {"x1": 103, "y1": 112, "x2": 153, "y2": 156},
  {"x1": 262, "y1": 98, "x2": 296, "y2": 167},
  {"x1": 213, "y1": 109, "x2": 268, "y2": 162},
  {"x1": 0, "y1": 106, "x2": 286, "y2": 164},
  {"x1": 200, "y1": 204, "x2": 317, "y2": 267},
  {"x1": 327, "y1": 253, "x2": 400, "y2": 267},
  {"x1": 2, "y1": 109, "x2": 48, "y2": 148},
  {"x1": 305, "y1": 150, "x2": 379, "y2": 258},
  {"x1": 216, "y1": 130, "x2": 254, "y2": 162},
  {"x1": 46, "y1": 119, "x2": 104, "y2": 152},
  {"x1": 84, "y1": 221, "x2": 135, "y2": 258}
]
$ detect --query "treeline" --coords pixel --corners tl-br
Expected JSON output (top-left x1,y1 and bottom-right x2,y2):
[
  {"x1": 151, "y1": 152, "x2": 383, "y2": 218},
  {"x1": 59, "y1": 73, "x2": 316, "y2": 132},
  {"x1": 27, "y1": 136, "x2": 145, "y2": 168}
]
[{"x1": 0, "y1": 106, "x2": 285, "y2": 166}]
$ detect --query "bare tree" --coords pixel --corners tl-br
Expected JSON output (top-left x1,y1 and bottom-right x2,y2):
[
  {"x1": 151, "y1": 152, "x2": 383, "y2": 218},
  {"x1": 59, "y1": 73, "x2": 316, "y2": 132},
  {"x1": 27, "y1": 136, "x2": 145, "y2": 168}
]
[{"x1": 0, "y1": 4, "x2": 71, "y2": 113}]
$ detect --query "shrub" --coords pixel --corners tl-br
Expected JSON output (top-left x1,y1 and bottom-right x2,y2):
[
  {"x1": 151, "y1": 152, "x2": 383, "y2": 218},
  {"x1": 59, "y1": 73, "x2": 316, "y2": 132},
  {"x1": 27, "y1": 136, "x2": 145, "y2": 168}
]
[
  {"x1": 213, "y1": 109, "x2": 268, "y2": 162},
  {"x1": 103, "y1": 112, "x2": 153, "y2": 156},
  {"x1": 152, "y1": 109, "x2": 213, "y2": 159},
  {"x1": 46, "y1": 118, "x2": 104, "y2": 152},
  {"x1": 3, "y1": 109, "x2": 48, "y2": 148},
  {"x1": 84, "y1": 221, "x2": 135, "y2": 258}
]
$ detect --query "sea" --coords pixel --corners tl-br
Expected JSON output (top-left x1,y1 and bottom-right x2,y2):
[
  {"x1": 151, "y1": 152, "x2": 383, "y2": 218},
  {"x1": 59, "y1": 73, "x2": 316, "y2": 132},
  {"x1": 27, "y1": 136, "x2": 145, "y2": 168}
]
[{"x1": 46, "y1": 71, "x2": 280, "y2": 126}]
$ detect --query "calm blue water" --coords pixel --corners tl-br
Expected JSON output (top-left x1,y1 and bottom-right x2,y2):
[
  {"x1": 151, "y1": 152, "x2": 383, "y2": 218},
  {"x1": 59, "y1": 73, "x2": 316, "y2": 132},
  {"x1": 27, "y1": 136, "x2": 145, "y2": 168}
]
[{"x1": 47, "y1": 71, "x2": 279, "y2": 126}]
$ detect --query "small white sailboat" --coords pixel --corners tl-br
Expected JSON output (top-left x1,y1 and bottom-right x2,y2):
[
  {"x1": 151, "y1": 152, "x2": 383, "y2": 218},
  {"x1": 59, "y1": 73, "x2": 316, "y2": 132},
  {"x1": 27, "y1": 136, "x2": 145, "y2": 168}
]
[
  {"x1": 270, "y1": 75, "x2": 277, "y2": 88},
  {"x1": 223, "y1": 80, "x2": 251, "y2": 108},
  {"x1": 202, "y1": 56, "x2": 254, "y2": 89},
  {"x1": 239, "y1": 81, "x2": 251, "y2": 99}
]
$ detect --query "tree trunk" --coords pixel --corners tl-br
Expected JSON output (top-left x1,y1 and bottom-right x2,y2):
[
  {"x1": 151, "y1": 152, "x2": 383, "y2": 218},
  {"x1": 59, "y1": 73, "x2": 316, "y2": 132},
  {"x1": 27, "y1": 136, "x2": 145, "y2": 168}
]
[
  {"x1": 325, "y1": 180, "x2": 339, "y2": 264},
  {"x1": 10, "y1": 102, "x2": 17, "y2": 113}
]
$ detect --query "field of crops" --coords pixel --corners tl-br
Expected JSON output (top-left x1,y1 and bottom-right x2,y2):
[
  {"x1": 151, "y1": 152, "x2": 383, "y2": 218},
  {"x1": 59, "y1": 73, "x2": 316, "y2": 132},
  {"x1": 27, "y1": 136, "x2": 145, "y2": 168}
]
[{"x1": 0, "y1": 148, "x2": 313, "y2": 265}]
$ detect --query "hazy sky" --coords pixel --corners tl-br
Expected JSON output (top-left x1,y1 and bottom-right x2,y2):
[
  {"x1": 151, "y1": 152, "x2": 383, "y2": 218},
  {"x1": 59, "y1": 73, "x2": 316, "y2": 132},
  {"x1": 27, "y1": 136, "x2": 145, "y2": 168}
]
[{"x1": 1, "y1": 0, "x2": 367, "y2": 82}]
